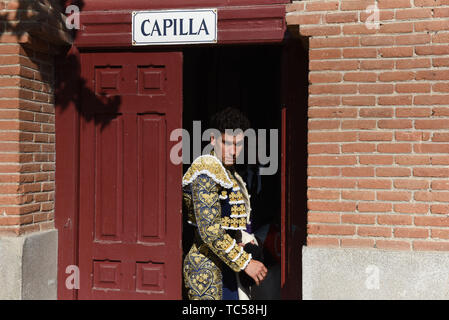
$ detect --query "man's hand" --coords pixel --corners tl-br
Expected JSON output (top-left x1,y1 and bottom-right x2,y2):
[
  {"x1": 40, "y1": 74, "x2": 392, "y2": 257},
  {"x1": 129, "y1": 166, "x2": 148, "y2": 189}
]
[
  {"x1": 238, "y1": 240, "x2": 255, "y2": 247},
  {"x1": 243, "y1": 259, "x2": 268, "y2": 286}
]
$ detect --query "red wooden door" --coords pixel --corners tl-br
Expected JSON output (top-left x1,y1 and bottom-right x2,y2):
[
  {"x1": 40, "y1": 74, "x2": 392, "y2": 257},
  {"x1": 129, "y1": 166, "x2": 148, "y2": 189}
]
[
  {"x1": 78, "y1": 52, "x2": 183, "y2": 299},
  {"x1": 281, "y1": 40, "x2": 308, "y2": 300}
]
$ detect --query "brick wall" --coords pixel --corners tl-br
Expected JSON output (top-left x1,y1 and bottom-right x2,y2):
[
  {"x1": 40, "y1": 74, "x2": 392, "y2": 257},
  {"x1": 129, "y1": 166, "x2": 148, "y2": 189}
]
[
  {"x1": 0, "y1": 0, "x2": 69, "y2": 236},
  {"x1": 287, "y1": 0, "x2": 449, "y2": 251}
]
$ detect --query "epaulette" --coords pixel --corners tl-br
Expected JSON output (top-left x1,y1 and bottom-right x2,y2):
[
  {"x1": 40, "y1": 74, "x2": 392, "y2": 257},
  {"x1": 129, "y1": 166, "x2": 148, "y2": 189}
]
[{"x1": 182, "y1": 154, "x2": 233, "y2": 189}]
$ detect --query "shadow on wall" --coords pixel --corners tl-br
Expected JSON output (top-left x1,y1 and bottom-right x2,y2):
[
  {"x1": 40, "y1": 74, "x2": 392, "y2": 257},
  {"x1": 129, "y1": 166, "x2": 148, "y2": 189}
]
[{"x1": 0, "y1": 0, "x2": 121, "y2": 130}]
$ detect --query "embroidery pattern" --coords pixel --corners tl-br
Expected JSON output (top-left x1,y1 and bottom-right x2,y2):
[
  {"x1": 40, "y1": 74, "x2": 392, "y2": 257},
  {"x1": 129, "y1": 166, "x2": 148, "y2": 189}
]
[
  {"x1": 182, "y1": 155, "x2": 233, "y2": 189},
  {"x1": 182, "y1": 174, "x2": 252, "y2": 300}
]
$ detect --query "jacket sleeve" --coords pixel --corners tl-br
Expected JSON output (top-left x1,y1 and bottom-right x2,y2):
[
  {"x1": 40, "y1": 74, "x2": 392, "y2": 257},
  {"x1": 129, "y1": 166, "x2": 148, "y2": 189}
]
[{"x1": 191, "y1": 173, "x2": 252, "y2": 272}]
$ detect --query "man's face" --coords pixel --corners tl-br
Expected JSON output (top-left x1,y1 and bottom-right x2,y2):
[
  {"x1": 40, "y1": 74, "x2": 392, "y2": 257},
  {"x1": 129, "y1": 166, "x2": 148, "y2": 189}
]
[{"x1": 211, "y1": 132, "x2": 244, "y2": 166}]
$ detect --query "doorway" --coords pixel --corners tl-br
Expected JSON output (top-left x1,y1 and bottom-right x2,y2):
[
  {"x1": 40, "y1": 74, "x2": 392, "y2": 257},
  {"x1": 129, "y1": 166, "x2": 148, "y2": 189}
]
[{"x1": 182, "y1": 45, "x2": 283, "y2": 299}]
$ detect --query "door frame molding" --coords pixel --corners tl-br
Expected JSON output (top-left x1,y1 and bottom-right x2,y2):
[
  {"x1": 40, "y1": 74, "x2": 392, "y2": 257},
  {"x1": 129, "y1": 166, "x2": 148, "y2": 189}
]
[{"x1": 55, "y1": 2, "x2": 290, "y2": 300}]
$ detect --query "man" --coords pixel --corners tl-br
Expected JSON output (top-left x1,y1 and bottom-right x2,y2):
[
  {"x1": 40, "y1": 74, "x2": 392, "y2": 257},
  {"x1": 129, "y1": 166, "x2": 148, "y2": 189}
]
[{"x1": 182, "y1": 107, "x2": 267, "y2": 300}]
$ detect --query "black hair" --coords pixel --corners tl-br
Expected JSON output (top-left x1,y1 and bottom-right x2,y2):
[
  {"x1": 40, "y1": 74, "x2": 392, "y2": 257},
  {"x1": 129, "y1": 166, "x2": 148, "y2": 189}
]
[{"x1": 209, "y1": 107, "x2": 251, "y2": 134}]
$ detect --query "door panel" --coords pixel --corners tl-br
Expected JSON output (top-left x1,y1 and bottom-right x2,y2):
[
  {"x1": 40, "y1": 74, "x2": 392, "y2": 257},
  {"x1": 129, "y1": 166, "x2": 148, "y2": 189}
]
[{"x1": 78, "y1": 52, "x2": 182, "y2": 300}]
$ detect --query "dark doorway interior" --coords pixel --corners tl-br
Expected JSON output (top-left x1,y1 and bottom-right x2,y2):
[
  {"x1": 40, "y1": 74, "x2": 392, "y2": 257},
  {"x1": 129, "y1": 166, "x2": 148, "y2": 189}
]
[{"x1": 182, "y1": 45, "x2": 282, "y2": 299}]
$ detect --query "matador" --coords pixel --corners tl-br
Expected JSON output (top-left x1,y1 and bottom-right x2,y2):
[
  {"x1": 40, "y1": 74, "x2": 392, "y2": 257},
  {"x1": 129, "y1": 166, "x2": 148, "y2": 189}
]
[{"x1": 182, "y1": 128, "x2": 267, "y2": 300}]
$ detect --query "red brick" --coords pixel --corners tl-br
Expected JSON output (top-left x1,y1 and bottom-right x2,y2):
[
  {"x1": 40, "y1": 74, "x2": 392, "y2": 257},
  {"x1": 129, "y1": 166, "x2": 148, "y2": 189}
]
[
  {"x1": 308, "y1": 224, "x2": 356, "y2": 236},
  {"x1": 359, "y1": 155, "x2": 393, "y2": 165},
  {"x1": 310, "y1": 36, "x2": 359, "y2": 48},
  {"x1": 395, "y1": 8, "x2": 432, "y2": 19},
  {"x1": 360, "y1": 36, "x2": 395, "y2": 46},
  {"x1": 378, "y1": 0, "x2": 412, "y2": 8},
  {"x1": 310, "y1": 60, "x2": 359, "y2": 71},
  {"x1": 341, "y1": 214, "x2": 376, "y2": 224},
  {"x1": 394, "y1": 203, "x2": 429, "y2": 214},
  {"x1": 360, "y1": 60, "x2": 394, "y2": 70},
  {"x1": 308, "y1": 212, "x2": 341, "y2": 223},
  {"x1": 341, "y1": 238, "x2": 375, "y2": 248},
  {"x1": 359, "y1": 132, "x2": 393, "y2": 141},
  {"x1": 431, "y1": 229, "x2": 449, "y2": 240},
  {"x1": 376, "y1": 240, "x2": 411, "y2": 250},
  {"x1": 307, "y1": 237, "x2": 340, "y2": 247},
  {"x1": 306, "y1": 1, "x2": 340, "y2": 12},
  {"x1": 342, "y1": 143, "x2": 376, "y2": 153},
  {"x1": 359, "y1": 84, "x2": 394, "y2": 94},
  {"x1": 394, "y1": 179, "x2": 429, "y2": 190},
  {"x1": 358, "y1": 226, "x2": 392, "y2": 237},
  {"x1": 357, "y1": 202, "x2": 392, "y2": 213},
  {"x1": 325, "y1": 12, "x2": 358, "y2": 23},
  {"x1": 395, "y1": 131, "x2": 430, "y2": 141},
  {"x1": 310, "y1": 84, "x2": 358, "y2": 95},
  {"x1": 308, "y1": 120, "x2": 340, "y2": 130},
  {"x1": 308, "y1": 167, "x2": 341, "y2": 177},
  {"x1": 300, "y1": 25, "x2": 341, "y2": 37},
  {"x1": 308, "y1": 201, "x2": 357, "y2": 212},
  {"x1": 309, "y1": 72, "x2": 342, "y2": 83},
  {"x1": 341, "y1": 0, "x2": 377, "y2": 11},
  {"x1": 377, "y1": 143, "x2": 412, "y2": 153},
  {"x1": 396, "y1": 108, "x2": 432, "y2": 118},
  {"x1": 414, "y1": 143, "x2": 449, "y2": 153},
  {"x1": 430, "y1": 205, "x2": 449, "y2": 215},
  {"x1": 379, "y1": 120, "x2": 413, "y2": 129},
  {"x1": 378, "y1": 95, "x2": 413, "y2": 106},
  {"x1": 414, "y1": 168, "x2": 449, "y2": 178},
  {"x1": 308, "y1": 107, "x2": 358, "y2": 119},
  {"x1": 376, "y1": 167, "x2": 411, "y2": 177},
  {"x1": 309, "y1": 155, "x2": 357, "y2": 165},
  {"x1": 415, "y1": 191, "x2": 449, "y2": 203},
  {"x1": 342, "y1": 191, "x2": 375, "y2": 201},
  {"x1": 310, "y1": 48, "x2": 341, "y2": 60},
  {"x1": 379, "y1": 71, "x2": 415, "y2": 82},
  {"x1": 396, "y1": 83, "x2": 431, "y2": 93},
  {"x1": 343, "y1": 48, "x2": 377, "y2": 59},
  {"x1": 342, "y1": 167, "x2": 375, "y2": 177},
  {"x1": 309, "y1": 96, "x2": 341, "y2": 107},
  {"x1": 433, "y1": 57, "x2": 449, "y2": 67},
  {"x1": 358, "y1": 179, "x2": 392, "y2": 189},
  {"x1": 414, "y1": 95, "x2": 449, "y2": 106},
  {"x1": 378, "y1": 214, "x2": 413, "y2": 225},
  {"x1": 309, "y1": 131, "x2": 357, "y2": 142},
  {"x1": 359, "y1": 107, "x2": 394, "y2": 118},
  {"x1": 396, "y1": 58, "x2": 431, "y2": 69},
  {"x1": 344, "y1": 72, "x2": 377, "y2": 82},
  {"x1": 433, "y1": 107, "x2": 449, "y2": 116},
  {"x1": 431, "y1": 180, "x2": 449, "y2": 190},
  {"x1": 414, "y1": 0, "x2": 449, "y2": 7},
  {"x1": 308, "y1": 144, "x2": 340, "y2": 154},
  {"x1": 287, "y1": 13, "x2": 322, "y2": 25},
  {"x1": 341, "y1": 120, "x2": 377, "y2": 130},
  {"x1": 414, "y1": 241, "x2": 449, "y2": 251},
  {"x1": 415, "y1": 216, "x2": 449, "y2": 227},
  {"x1": 377, "y1": 191, "x2": 411, "y2": 201},
  {"x1": 308, "y1": 189, "x2": 340, "y2": 200},
  {"x1": 395, "y1": 155, "x2": 430, "y2": 165},
  {"x1": 415, "y1": 20, "x2": 449, "y2": 32},
  {"x1": 394, "y1": 227, "x2": 429, "y2": 238},
  {"x1": 433, "y1": 83, "x2": 449, "y2": 93},
  {"x1": 308, "y1": 178, "x2": 357, "y2": 189}
]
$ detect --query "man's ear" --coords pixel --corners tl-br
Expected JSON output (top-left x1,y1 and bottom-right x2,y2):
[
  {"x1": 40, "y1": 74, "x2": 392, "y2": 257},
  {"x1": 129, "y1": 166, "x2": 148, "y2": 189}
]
[{"x1": 210, "y1": 133, "x2": 216, "y2": 147}]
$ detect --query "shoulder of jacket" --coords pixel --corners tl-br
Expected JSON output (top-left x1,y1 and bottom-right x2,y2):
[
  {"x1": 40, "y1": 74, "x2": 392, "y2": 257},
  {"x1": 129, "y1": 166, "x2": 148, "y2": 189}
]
[{"x1": 182, "y1": 154, "x2": 233, "y2": 189}]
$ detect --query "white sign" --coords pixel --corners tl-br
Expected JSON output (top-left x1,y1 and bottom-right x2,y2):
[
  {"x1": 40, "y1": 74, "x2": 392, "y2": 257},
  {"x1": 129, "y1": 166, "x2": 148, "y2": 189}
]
[{"x1": 132, "y1": 9, "x2": 217, "y2": 45}]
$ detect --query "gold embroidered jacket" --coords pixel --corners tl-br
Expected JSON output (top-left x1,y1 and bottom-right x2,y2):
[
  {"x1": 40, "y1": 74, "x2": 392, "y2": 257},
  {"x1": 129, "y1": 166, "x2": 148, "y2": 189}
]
[{"x1": 182, "y1": 153, "x2": 252, "y2": 300}]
